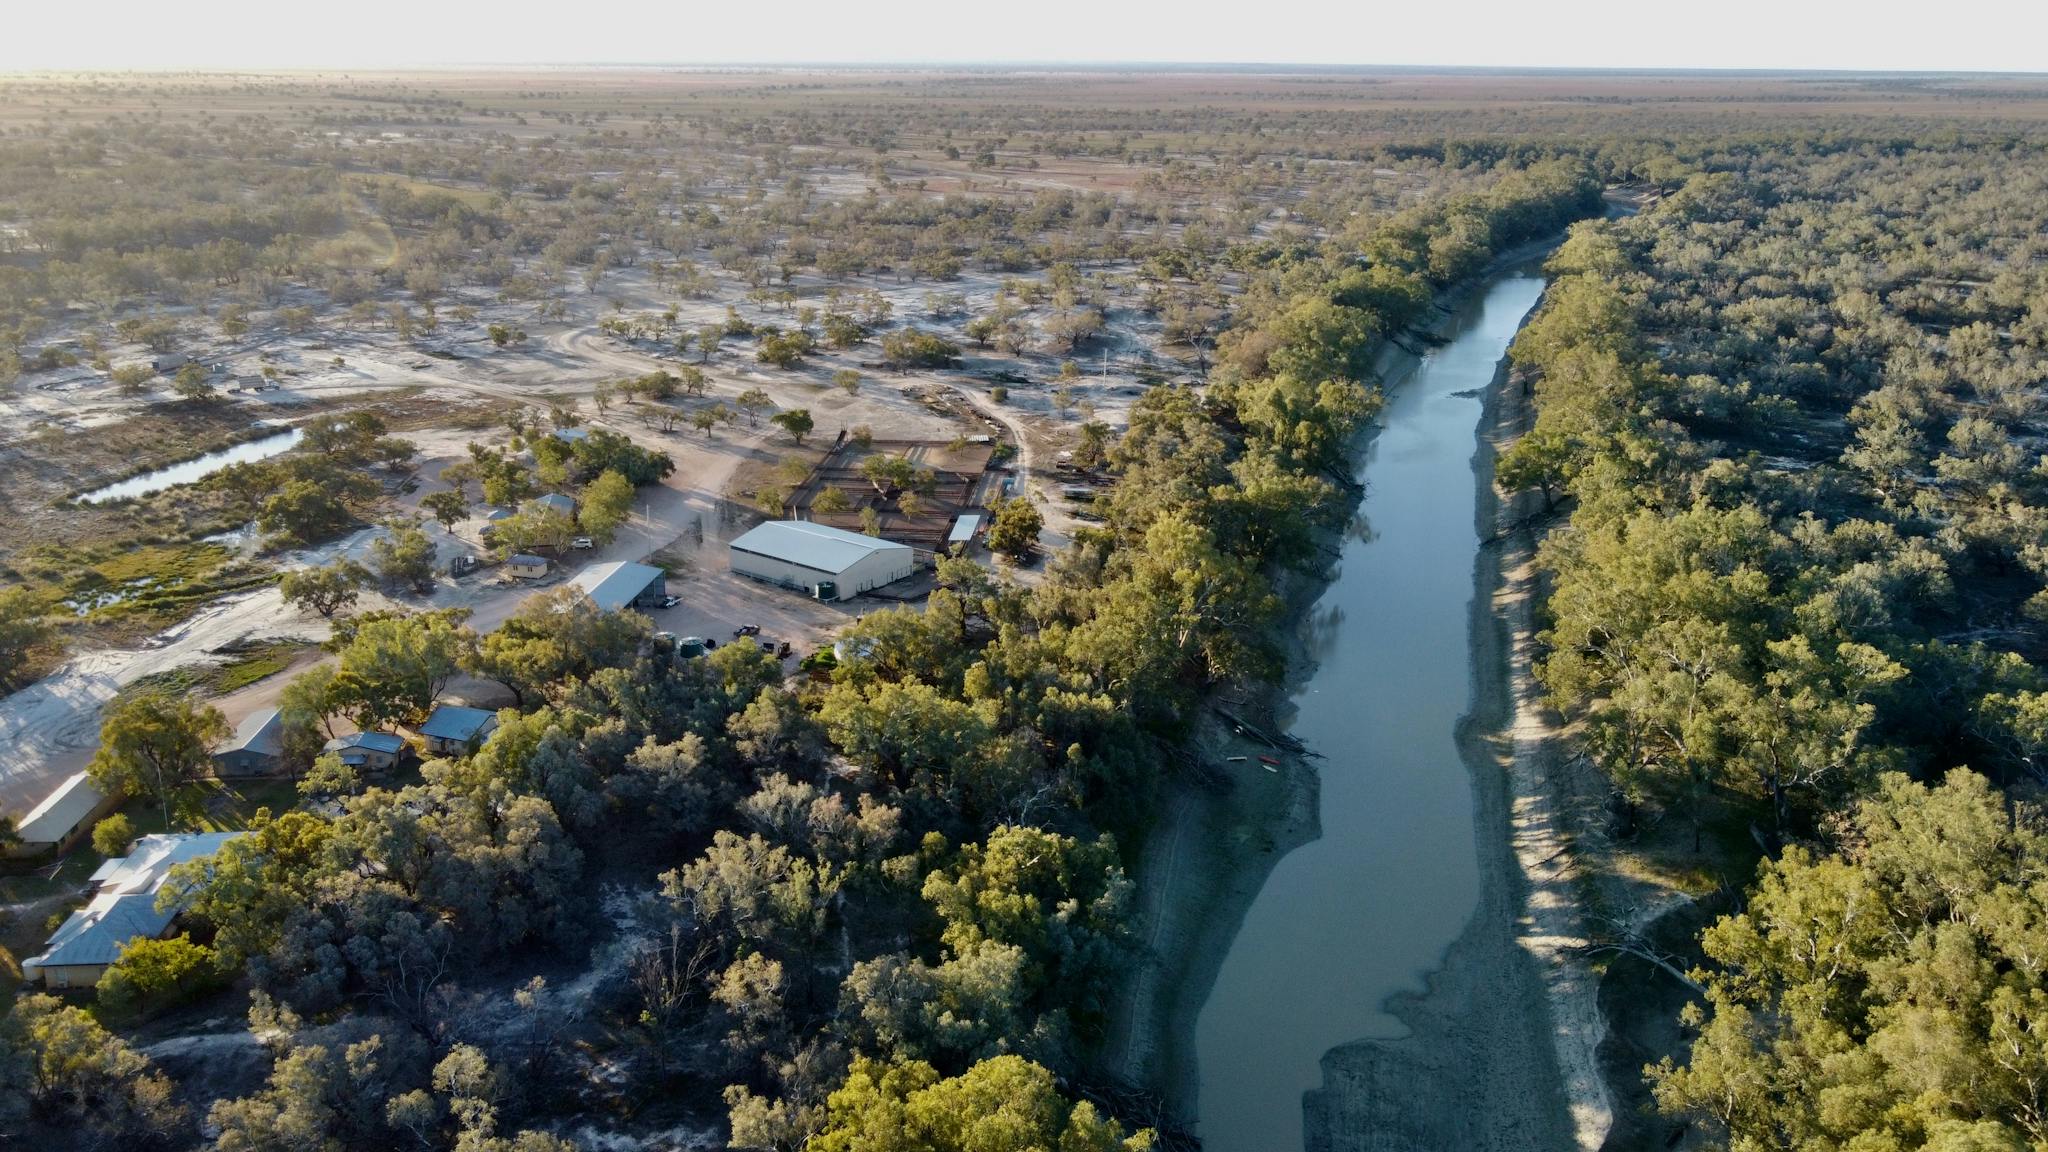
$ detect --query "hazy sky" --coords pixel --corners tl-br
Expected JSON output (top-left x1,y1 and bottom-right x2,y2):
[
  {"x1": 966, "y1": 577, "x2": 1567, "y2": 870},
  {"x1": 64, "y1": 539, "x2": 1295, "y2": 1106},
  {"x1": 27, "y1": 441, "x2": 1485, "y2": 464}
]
[{"x1": 4, "y1": 0, "x2": 2044, "y2": 72}]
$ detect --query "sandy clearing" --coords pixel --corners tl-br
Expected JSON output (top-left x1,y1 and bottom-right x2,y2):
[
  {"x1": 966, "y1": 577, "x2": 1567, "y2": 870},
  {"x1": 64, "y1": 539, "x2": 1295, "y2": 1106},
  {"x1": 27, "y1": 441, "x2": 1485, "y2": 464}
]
[
  {"x1": 0, "y1": 260, "x2": 1156, "y2": 819},
  {"x1": 0, "y1": 566, "x2": 339, "y2": 817}
]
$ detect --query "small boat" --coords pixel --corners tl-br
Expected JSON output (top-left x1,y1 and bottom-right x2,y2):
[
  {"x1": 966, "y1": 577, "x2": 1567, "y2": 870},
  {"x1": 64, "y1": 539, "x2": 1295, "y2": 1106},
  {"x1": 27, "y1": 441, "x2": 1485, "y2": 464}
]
[
  {"x1": 1258, "y1": 755, "x2": 1281, "y2": 766},
  {"x1": 1263, "y1": 764, "x2": 1280, "y2": 774},
  {"x1": 1226, "y1": 756, "x2": 1248, "y2": 763}
]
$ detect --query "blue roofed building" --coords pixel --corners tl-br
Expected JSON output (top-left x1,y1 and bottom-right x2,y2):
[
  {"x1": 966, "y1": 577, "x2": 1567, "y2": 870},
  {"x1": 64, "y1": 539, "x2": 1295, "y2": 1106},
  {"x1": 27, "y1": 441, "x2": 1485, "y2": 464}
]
[
  {"x1": 531, "y1": 492, "x2": 578, "y2": 519},
  {"x1": 418, "y1": 705, "x2": 499, "y2": 756},
  {"x1": 324, "y1": 730, "x2": 408, "y2": 774},
  {"x1": 22, "y1": 832, "x2": 244, "y2": 988},
  {"x1": 567, "y1": 560, "x2": 666, "y2": 611}
]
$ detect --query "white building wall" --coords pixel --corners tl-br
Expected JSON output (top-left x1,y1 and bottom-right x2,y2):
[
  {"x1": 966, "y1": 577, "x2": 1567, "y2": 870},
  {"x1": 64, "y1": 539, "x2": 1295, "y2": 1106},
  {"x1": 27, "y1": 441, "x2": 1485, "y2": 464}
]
[
  {"x1": 842, "y1": 546, "x2": 916, "y2": 595},
  {"x1": 730, "y1": 542, "x2": 914, "y2": 600}
]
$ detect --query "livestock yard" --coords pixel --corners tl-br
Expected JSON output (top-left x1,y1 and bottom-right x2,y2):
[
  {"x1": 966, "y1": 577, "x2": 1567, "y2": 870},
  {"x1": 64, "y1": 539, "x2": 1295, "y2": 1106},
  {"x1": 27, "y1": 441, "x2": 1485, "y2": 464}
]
[{"x1": 785, "y1": 437, "x2": 1004, "y2": 551}]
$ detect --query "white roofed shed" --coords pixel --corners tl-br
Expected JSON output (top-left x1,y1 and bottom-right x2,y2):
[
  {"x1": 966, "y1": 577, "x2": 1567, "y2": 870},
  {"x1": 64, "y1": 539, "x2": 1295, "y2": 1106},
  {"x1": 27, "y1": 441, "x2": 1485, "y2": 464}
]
[
  {"x1": 728, "y1": 520, "x2": 916, "y2": 601},
  {"x1": 9, "y1": 773, "x2": 117, "y2": 856},
  {"x1": 568, "y1": 560, "x2": 666, "y2": 611}
]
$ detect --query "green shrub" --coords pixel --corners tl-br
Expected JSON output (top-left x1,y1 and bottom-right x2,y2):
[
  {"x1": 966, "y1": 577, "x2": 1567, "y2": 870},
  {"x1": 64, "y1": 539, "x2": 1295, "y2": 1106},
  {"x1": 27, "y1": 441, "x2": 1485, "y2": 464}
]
[
  {"x1": 96, "y1": 934, "x2": 223, "y2": 1021},
  {"x1": 92, "y1": 813, "x2": 135, "y2": 858}
]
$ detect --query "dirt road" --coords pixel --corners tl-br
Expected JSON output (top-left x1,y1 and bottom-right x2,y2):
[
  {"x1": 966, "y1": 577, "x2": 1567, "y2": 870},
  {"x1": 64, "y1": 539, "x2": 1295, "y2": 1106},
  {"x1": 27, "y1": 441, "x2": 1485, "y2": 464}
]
[
  {"x1": 0, "y1": 585, "x2": 323, "y2": 815},
  {"x1": 0, "y1": 388, "x2": 854, "y2": 819},
  {"x1": 0, "y1": 278, "x2": 1086, "y2": 820}
]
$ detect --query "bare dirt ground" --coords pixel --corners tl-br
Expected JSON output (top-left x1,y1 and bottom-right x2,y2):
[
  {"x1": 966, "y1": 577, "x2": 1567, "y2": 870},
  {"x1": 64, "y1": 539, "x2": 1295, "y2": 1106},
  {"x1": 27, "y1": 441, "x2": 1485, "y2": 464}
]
[{"x1": 0, "y1": 260, "x2": 1159, "y2": 819}]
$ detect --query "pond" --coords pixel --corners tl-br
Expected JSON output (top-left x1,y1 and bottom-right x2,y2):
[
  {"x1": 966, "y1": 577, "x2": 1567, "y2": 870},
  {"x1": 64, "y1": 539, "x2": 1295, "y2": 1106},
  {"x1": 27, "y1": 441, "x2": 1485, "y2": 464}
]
[{"x1": 77, "y1": 426, "x2": 303, "y2": 504}]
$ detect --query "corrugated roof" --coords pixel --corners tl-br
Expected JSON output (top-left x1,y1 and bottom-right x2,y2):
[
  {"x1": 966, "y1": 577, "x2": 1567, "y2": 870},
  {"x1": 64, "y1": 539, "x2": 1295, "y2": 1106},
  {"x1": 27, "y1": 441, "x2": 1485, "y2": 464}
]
[
  {"x1": 532, "y1": 493, "x2": 577, "y2": 515},
  {"x1": 25, "y1": 833, "x2": 242, "y2": 971},
  {"x1": 14, "y1": 773, "x2": 105, "y2": 846},
  {"x1": 508, "y1": 553, "x2": 548, "y2": 567},
  {"x1": 729, "y1": 520, "x2": 911, "y2": 575},
  {"x1": 30, "y1": 893, "x2": 171, "y2": 969},
  {"x1": 217, "y1": 707, "x2": 283, "y2": 758},
  {"x1": 568, "y1": 560, "x2": 663, "y2": 612},
  {"x1": 326, "y1": 731, "x2": 405, "y2": 754},
  {"x1": 948, "y1": 514, "x2": 982, "y2": 544},
  {"x1": 419, "y1": 705, "x2": 497, "y2": 742}
]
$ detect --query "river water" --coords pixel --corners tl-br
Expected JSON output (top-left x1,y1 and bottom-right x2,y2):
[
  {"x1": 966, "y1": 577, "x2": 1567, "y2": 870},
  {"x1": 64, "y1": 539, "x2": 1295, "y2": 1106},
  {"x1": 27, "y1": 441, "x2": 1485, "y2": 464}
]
[{"x1": 1193, "y1": 270, "x2": 1549, "y2": 1152}]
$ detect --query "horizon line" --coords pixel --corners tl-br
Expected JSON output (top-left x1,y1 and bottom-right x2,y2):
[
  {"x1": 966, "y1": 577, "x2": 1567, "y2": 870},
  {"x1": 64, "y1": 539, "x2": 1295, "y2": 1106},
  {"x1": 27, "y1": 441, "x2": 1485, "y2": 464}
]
[{"x1": 5, "y1": 60, "x2": 2047, "y2": 78}]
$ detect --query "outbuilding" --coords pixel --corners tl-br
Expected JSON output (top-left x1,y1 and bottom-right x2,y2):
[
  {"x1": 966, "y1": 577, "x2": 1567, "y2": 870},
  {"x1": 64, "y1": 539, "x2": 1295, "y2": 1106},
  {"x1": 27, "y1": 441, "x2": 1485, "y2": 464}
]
[
  {"x1": 729, "y1": 520, "x2": 916, "y2": 601},
  {"x1": 569, "y1": 560, "x2": 667, "y2": 611},
  {"x1": 7, "y1": 773, "x2": 120, "y2": 858},
  {"x1": 323, "y1": 731, "x2": 407, "y2": 774},
  {"x1": 531, "y1": 492, "x2": 578, "y2": 519},
  {"x1": 506, "y1": 553, "x2": 550, "y2": 580},
  {"x1": 22, "y1": 832, "x2": 244, "y2": 988},
  {"x1": 213, "y1": 708, "x2": 284, "y2": 777},
  {"x1": 418, "y1": 705, "x2": 499, "y2": 756}
]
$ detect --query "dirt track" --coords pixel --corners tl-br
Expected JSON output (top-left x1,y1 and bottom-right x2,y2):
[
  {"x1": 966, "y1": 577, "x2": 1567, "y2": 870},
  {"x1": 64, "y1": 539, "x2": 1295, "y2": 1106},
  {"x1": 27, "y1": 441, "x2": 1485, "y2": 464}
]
[{"x1": 0, "y1": 277, "x2": 1069, "y2": 818}]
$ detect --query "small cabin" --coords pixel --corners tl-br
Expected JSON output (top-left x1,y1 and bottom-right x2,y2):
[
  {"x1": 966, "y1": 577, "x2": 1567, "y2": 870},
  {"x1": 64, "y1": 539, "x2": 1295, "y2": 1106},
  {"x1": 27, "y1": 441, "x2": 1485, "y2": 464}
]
[
  {"x1": 323, "y1": 730, "x2": 407, "y2": 775},
  {"x1": 7, "y1": 773, "x2": 120, "y2": 859},
  {"x1": 418, "y1": 705, "x2": 499, "y2": 757},
  {"x1": 213, "y1": 708, "x2": 284, "y2": 777},
  {"x1": 530, "y1": 492, "x2": 578, "y2": 520}
]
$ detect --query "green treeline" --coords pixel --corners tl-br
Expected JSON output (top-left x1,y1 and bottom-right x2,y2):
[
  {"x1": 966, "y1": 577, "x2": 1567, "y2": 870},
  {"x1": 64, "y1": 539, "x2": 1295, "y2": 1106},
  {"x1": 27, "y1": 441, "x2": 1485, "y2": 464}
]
[
  {"x1": 0, "y1": 159, "x2": 1600, "y2": 1151},
  {"x1": 1497, "y1": 140, "x2": 2048, "y2": 1149}
]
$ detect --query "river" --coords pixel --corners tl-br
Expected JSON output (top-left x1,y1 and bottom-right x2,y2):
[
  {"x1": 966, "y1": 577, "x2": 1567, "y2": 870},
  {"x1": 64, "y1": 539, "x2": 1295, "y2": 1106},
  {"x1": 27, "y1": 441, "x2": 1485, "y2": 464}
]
[{"x1": 1192, "y1": 269, "x2": 1550, "y2": 1152}]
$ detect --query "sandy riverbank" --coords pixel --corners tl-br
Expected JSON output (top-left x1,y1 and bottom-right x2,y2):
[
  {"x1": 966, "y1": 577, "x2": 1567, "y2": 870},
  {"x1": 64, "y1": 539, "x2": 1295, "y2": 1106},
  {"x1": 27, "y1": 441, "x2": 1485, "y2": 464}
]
[
  {"x1": 1107, "y1": 238, "x2": 1608, "y2": 1150},
  {"x1": 1483, "y1": 350, "x2": 1618, "y2": 1149}
]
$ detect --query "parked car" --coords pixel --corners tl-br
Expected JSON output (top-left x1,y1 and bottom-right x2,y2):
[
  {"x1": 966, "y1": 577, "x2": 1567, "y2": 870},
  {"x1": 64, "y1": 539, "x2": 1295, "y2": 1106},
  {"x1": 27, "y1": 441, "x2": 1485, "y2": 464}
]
[
  {"x1": 570, "y1": 537, "x2": 594, "y2": 550},
  {"x1": 661, "y1": 594, "x2": 681, "y2": 608}
]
